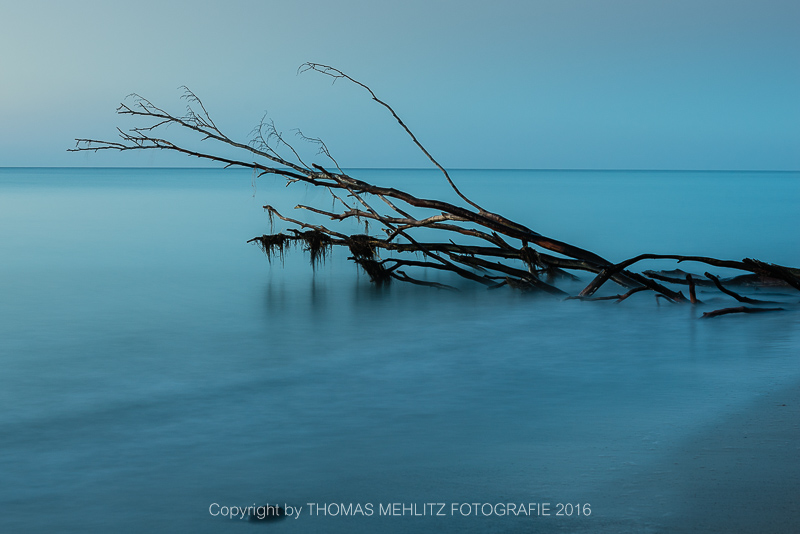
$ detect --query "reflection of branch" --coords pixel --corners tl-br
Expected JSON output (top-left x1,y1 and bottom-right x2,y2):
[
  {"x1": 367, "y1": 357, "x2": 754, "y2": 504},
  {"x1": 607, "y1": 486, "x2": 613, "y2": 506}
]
[{"x1": 71, "y1": 70, "x2": 800, "y2": 314}]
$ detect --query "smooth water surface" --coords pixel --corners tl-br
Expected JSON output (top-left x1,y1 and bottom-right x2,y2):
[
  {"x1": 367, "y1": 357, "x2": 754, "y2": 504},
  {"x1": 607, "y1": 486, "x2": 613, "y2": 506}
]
[{"x1": 1, "y1": 168, "x2": 799, "y2": 533}]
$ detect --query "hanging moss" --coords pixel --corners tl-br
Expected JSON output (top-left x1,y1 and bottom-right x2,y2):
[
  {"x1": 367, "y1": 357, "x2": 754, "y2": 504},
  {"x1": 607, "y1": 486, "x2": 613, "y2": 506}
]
[
  {"x1": 296, "y1": 230, "x2": 332, "y2": 268},
  {"x1": 347, "y1": 234, "x2": 377, "y2": 260},
  {"x1": 251, "y1": 234, "x2": 291, "y2": 264}
]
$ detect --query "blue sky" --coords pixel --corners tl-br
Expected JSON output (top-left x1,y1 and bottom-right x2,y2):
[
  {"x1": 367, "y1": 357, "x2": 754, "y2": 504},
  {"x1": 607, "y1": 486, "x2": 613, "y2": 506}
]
[{"x1": 1, "y1": 0, "x2": 798, "y2": 169}]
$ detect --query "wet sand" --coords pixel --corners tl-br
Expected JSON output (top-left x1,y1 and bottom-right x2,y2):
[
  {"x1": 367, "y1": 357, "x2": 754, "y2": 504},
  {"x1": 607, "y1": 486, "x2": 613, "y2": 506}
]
[{"x1": 639, "y1": 381, "x2": 800, "y2": 533}]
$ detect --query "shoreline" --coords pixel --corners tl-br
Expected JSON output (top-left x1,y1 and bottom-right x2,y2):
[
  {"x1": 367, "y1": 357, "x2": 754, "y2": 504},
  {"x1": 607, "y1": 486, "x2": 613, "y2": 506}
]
[{"x1": 652, "y1": 379, "x2": 800, "y2": 533}]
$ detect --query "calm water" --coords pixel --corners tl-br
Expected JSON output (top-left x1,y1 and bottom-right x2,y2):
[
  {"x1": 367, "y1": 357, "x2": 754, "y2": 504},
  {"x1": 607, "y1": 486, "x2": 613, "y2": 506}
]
[{"x1": 1, "y1": 168, "x2": 799, "y2": 533}]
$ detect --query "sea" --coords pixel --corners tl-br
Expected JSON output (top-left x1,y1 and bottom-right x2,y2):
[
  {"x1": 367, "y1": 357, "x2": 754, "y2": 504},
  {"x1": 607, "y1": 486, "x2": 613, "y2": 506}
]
[{"x1": 1, "y1": 167, "x2": 799, "y2": 533}]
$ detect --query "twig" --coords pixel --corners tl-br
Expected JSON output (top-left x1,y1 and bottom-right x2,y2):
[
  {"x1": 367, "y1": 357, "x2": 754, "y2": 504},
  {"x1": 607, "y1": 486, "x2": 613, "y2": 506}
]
[{"x1": 703, "y1": 272, "x2": 778, "y2": 305}]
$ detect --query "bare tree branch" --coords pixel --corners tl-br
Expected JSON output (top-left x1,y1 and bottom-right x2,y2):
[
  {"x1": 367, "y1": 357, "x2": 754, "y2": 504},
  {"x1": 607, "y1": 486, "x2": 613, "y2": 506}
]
[
  {"x1": 701, "y1": 306, "x2": 785, "y2": 319},
  {"x1": 69, "y1": 66, "x2": 800, "y2": 318}
]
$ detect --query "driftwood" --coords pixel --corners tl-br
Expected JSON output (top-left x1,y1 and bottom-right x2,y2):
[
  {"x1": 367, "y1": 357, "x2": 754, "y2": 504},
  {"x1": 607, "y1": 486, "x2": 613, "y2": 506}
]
[
  {"x1": 701, "y1": 306, "x2": 785, "y2": 319},
  {"x1": 70, "y1": 63, "x2": 800, "y2": 318}
]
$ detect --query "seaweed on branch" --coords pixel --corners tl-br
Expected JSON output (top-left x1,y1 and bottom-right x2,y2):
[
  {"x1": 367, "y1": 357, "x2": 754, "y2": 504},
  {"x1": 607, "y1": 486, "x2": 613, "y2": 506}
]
[
  {"x1": 248, "y1": 234, "x2": 291, "y2": 264},
  {"x1": 347, "y1": 234, "x2": 377, "y2": 260},
  {"x1": 293, "y1": 230, "x2": 332, "y2": 268}
]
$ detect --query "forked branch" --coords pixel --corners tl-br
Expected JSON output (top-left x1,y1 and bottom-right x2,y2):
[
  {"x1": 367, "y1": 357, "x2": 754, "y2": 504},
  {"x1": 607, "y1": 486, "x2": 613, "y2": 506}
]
[{"x1": 71, "y1": 66, "x2": 800, "y2": 318}]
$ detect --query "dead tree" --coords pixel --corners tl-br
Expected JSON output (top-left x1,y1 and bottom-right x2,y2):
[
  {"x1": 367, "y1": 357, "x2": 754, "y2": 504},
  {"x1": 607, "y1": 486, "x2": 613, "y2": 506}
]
[{"x1": 70, "y1": 63, "x2": 800, "y2": 317}]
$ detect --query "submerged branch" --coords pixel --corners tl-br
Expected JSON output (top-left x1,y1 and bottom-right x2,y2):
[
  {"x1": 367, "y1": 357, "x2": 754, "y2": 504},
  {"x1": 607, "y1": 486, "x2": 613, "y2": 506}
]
[{"x1": 701, "y1": 306, "x2": 786, "y2": 319}]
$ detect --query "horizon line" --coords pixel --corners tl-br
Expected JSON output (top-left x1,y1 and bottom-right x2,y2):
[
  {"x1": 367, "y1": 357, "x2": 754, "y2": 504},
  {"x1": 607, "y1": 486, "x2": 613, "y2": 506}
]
[{"x1": 1, "y1": 166, "x2": 799, "y2": 173}]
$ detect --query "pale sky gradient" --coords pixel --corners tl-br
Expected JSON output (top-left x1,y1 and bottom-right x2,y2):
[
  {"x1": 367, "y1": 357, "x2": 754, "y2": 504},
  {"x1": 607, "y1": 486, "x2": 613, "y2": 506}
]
[{"x1": 1, "y1": 0, "x2": 798, "y2": 169}]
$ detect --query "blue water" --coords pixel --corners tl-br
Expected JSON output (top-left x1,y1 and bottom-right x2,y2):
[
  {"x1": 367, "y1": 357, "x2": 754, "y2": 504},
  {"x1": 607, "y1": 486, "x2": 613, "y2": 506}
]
[{"x1": 1, "y1": 168, "x2": 799, "y2": 533}]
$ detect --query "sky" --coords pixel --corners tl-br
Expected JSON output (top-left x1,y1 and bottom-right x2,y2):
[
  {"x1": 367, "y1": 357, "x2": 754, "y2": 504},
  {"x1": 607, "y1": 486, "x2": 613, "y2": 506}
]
[{"x1": 1, "y1": 0, "x2": 798, "y2": 170}]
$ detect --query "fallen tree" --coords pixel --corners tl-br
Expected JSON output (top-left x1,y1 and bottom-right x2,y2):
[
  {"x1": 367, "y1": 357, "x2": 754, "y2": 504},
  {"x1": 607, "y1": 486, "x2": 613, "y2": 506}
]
[{"x1": 70, "y1": 63, "x2": 800, "y2": 317}]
